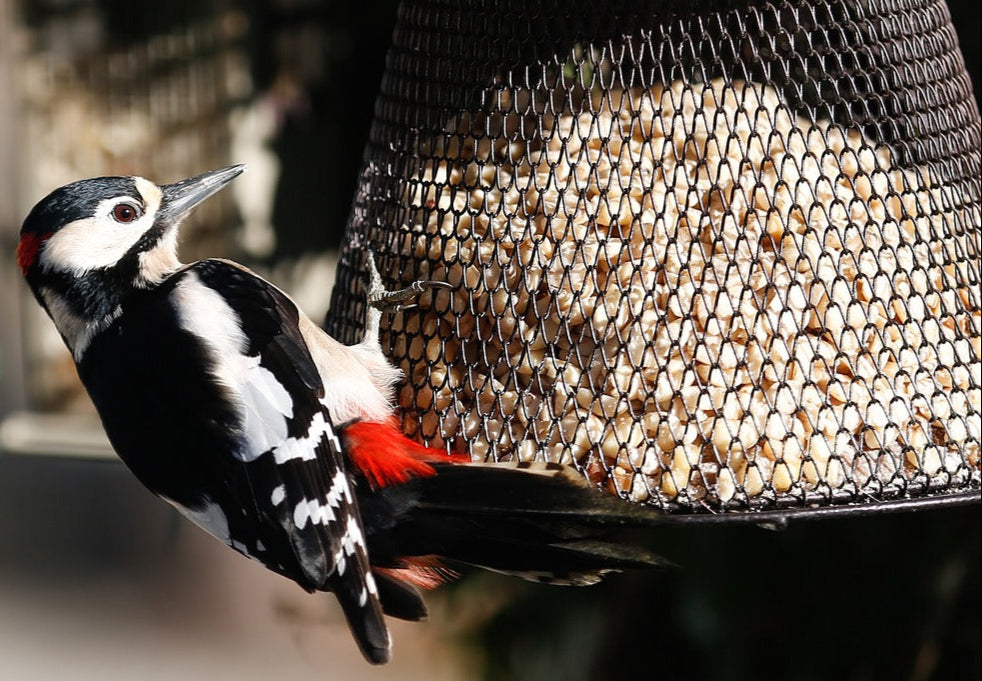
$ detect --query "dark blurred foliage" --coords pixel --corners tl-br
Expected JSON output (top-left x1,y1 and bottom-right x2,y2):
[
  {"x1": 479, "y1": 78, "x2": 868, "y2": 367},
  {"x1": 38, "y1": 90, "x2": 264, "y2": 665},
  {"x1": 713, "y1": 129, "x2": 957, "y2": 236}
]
[
  {"x1": 445, "y1": 505, "x2": 980, "y2": 681},
  {"x1": 19, "y1": 0, "x2": 214, "y2": 36},
  {"x1": 234, "y1": 0, "x2": 398, "y2": 260}
]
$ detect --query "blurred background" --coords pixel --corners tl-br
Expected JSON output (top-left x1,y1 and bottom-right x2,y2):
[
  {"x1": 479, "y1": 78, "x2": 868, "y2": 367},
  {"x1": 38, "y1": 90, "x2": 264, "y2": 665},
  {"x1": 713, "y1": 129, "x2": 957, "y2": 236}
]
[{"x1": 0, "y1": 1, "x2": 978, "y2": 680}]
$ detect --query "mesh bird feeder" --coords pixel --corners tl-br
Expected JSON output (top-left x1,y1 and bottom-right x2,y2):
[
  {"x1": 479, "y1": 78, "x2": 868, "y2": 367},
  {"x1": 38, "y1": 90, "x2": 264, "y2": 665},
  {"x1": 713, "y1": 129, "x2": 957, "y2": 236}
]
[{"x1": 325, "y1": 0, "x2": 981, "y2": 519}]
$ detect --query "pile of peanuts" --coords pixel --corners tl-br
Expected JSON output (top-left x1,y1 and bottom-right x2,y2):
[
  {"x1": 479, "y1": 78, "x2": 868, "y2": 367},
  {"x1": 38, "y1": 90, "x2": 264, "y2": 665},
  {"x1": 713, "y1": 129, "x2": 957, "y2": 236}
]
[{"x1": 388, "y1": 79, "x2": 980, "y2": 505}]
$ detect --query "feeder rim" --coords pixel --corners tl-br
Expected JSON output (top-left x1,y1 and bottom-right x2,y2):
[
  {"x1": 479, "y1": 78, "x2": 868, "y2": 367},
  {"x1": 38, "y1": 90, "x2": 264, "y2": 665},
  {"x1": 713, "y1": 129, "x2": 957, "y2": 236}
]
[{"x1": 658, "y1": 489, "x2": 981, "y2": 527}]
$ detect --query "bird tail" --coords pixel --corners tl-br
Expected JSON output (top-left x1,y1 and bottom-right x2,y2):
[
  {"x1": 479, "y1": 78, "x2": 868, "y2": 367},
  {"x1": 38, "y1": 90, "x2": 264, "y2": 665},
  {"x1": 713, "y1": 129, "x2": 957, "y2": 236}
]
[
  {"x1": 384, "y1": 460, "x2": 666, "y2": 585},
  {"x1": 342, "y1": 421, "x2": 665, "y2": 587}
]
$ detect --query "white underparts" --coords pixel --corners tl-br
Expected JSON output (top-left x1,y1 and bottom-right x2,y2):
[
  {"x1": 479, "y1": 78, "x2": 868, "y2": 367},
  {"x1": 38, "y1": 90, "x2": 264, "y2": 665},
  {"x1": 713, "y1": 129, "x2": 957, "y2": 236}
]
[{"x1": 296, "y1": 314, "x2": 400, "y2": 423}]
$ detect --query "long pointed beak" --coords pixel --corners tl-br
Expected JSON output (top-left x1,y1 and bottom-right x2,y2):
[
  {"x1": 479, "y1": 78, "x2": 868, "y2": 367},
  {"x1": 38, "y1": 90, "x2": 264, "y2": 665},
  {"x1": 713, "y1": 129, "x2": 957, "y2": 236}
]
[{"x1": 159, "y1": 165, "x2": 245, "y2": 224}]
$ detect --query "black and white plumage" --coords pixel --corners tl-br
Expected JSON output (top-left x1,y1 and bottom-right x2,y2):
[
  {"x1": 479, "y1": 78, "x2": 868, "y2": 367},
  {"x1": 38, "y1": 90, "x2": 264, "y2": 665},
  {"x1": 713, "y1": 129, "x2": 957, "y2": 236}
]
[{"x1": 17, "y1": 166, "x2": 664, "y2": 664}]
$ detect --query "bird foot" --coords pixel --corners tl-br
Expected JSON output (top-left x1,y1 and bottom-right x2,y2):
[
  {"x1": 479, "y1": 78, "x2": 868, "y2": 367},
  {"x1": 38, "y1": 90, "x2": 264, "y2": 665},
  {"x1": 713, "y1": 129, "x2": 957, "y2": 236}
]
[{"x1": 365, "y1": 251, "x2": 453, "y2": 313}]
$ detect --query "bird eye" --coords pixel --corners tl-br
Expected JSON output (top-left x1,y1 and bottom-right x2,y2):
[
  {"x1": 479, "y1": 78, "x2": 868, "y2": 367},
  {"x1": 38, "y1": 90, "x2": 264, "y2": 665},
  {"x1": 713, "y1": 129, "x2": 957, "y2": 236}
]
[{"x1": 112, "y1": 202, "x2": 142, "y2": 223}]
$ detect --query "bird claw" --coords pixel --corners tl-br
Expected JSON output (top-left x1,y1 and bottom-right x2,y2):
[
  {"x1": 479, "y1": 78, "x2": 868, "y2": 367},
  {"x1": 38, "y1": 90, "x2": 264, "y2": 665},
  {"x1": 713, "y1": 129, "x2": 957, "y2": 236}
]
[{"x1": 365, "y1": 251, "x2": 453, "y2": 312}]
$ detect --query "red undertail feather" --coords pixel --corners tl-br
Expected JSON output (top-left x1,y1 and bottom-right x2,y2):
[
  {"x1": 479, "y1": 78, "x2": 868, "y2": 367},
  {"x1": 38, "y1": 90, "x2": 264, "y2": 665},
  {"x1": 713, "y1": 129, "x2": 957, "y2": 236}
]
[
  {"x1": 342, "y1": 420, "x2": 468, "y2": 489},
  {"x1": 376, "y1": 557, "x2": 459, "y2": 590}
]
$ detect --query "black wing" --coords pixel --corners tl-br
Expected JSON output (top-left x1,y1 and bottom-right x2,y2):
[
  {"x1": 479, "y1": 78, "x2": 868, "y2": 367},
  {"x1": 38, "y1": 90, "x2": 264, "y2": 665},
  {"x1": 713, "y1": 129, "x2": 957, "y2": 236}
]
[{"x1": 181, "y1": 259, "x2": 390, "y2": 663}]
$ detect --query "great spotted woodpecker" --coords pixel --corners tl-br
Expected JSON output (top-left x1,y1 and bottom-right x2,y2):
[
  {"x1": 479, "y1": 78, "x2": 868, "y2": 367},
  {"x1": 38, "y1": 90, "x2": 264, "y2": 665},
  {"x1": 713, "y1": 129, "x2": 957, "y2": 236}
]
[{"x1": 17, "y1": 166, "x2": 663, "y2": 664}]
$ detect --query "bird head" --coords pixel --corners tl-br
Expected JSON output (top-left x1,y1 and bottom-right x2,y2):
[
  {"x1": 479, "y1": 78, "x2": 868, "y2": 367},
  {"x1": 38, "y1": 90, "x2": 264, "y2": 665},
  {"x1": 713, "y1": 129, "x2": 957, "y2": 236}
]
[
  {"x1": 17, "y1": 165, "x2": 244, "y2": 355},
  {"x1": 19, "y1": 165, "x2": 245, "y2": 287}
]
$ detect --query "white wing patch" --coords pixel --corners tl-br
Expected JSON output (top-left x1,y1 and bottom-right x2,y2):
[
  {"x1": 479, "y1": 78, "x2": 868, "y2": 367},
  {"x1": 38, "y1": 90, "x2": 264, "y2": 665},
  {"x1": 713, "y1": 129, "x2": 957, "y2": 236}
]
[
  {"x1": 239, "y1": 360, "x2": 293, "y2": 460},
  {"x1": 173, "y1": 274, "x2": 295, "y2": 462}
]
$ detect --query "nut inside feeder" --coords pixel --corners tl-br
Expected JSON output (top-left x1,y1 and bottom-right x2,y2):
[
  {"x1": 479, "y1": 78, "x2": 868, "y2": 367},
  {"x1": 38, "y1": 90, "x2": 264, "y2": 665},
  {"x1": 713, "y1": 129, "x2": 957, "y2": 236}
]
[{"x1": 326, "y1": 0, "x2": 981, "y2": 517}]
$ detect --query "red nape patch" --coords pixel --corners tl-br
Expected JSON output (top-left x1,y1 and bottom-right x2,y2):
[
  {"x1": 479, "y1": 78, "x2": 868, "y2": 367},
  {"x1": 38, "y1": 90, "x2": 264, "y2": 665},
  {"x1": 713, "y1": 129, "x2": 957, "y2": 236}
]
[
  {"x1": 17, "y1": 232, "x2": 50, "y2": 276},
  {"x1": 343, "y1": 420, "x2": 469, "y2": 489}
]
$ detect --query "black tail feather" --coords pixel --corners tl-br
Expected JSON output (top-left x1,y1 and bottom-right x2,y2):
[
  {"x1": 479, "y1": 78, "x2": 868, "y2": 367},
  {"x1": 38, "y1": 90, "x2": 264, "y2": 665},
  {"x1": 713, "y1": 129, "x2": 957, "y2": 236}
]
[
  {"x1": 373, "y1": 570, "x2": 429, "y2": 621},
  {"x1": 329, "y1": 574, "x2": 390, "y2": 664},
  {"x1": 364, "y1": 462, "x2": 665, "y2": 585}
]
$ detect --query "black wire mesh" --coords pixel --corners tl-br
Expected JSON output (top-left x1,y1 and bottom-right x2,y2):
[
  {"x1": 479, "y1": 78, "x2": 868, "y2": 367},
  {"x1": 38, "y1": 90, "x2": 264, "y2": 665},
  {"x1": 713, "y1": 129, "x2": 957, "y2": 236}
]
[{"x1": 325, "y1": 0, "x2": 981, "y2": 516}]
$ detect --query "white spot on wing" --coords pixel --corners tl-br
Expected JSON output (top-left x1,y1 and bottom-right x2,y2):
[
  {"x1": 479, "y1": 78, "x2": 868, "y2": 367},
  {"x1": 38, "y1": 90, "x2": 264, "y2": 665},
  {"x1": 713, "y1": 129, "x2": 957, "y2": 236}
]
[
  {"x1": 272, "y1": 409, "x2": 334, "y2": 464},
  {"x1": 340, "y1": 514, "x2": 366, "y2": 557},
  {"x1": 271, "y1": 485, "x2": 286, "y2": 506},
  {"x1": 293, "y1": 497, "x2": 337, "y2": 530},
  {"x1": 289, "y1": 470, "x2": 363, "y2": 580},
  {"x1": 325, "y1": 470, "x2": 347, "y2": 509}
]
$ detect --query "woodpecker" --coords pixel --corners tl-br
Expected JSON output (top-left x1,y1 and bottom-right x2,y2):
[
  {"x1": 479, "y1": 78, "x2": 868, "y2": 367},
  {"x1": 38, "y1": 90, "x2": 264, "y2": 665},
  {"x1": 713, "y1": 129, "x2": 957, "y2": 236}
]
[{"x1": 17, "y1": 166, "x2": 663, "y2": 664}]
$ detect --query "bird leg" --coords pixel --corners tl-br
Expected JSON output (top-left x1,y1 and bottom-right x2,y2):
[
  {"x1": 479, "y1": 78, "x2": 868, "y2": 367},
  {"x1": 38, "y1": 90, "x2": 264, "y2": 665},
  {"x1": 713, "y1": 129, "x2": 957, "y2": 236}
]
[{"x1": 363, "y1": 251, "x2": 453, "y2": 345}]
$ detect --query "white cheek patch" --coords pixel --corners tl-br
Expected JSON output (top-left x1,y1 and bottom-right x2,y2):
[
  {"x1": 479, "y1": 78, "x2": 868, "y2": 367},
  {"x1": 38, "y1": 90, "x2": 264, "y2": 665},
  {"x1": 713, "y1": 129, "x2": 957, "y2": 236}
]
[
  {"x1": 40, "y1": 178, "x2": 171, "y2": 279},
  {"x1": 41, "y1": 197, "x2": 155, "y2": 275},
  {"x1": 173, "y1": 274, "x2": 295, "y2": 461}
]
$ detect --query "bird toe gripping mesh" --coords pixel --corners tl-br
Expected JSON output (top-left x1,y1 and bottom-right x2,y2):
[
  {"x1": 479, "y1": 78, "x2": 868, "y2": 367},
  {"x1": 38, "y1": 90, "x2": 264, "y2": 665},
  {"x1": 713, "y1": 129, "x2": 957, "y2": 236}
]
[{"x1": 326, "y1": 0, "x2": 981, "y2": 516}]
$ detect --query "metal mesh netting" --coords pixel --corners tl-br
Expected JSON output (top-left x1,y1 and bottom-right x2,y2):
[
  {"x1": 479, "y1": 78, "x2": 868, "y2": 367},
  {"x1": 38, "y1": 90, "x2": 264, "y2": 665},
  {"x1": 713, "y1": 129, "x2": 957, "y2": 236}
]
[{"x1": 325, "y1": 0, "x2": 981, "y2": 515}]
